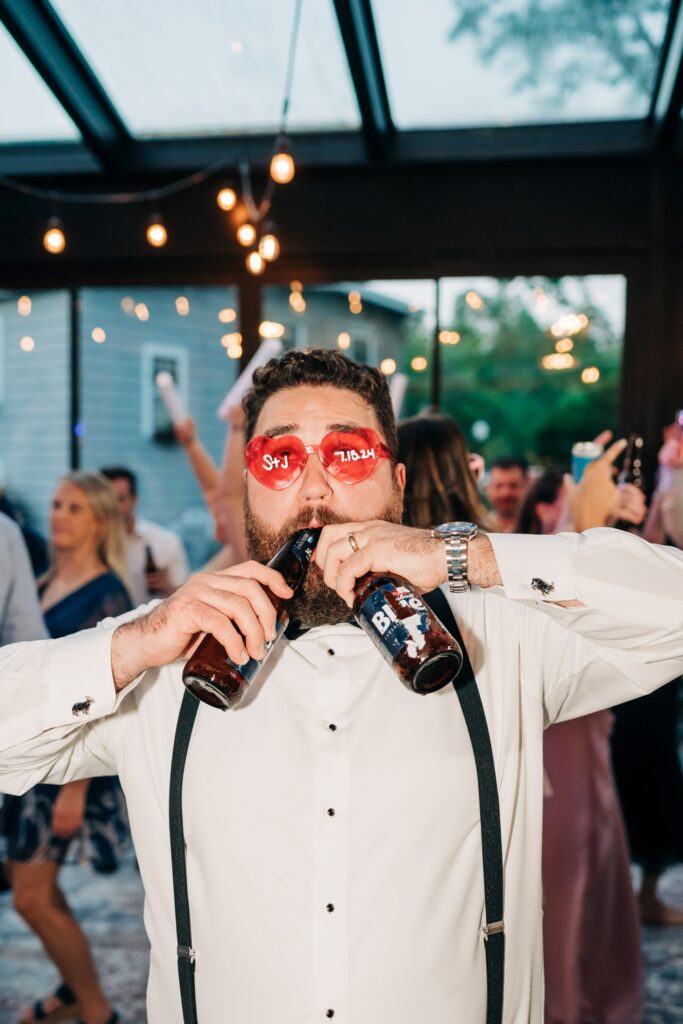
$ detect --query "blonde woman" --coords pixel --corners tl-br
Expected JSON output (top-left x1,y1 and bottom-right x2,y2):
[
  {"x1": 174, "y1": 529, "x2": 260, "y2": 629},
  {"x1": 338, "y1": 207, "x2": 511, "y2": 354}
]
[{"x1": 1, "y1": 472, "x2": 130, "y2": 1024}]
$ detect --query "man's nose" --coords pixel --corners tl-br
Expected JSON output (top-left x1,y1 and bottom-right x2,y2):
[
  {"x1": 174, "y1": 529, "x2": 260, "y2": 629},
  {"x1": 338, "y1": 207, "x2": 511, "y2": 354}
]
[{"x1": 298, "y1": 451, "x2": 333, "y2": 502}]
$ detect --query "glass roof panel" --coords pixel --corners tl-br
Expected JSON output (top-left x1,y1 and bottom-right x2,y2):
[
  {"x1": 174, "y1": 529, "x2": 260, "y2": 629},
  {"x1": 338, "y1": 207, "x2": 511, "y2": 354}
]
[
  {"x1": 0, "y1": 22, "x2": 80, "y2": 142},
  {"x1": 51, "y1": 0, "x2": 360, "y2": 138},
  {"x1": 373, "y1": 0, "x2": 671, "y2": 129}
]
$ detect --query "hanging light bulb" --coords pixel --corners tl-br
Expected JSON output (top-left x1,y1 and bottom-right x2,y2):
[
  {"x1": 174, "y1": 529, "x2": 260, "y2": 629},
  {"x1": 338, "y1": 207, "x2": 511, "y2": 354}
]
[
  {"x1": 216, "y1": 187, "x2": 237, "y2": 211},
  {"x1": 258, "y1": 231, "x2": 280, "y2": 262},
  {"x1": 43, "y1": 217, "x2": 66, "y2": 254},
  {"x1": 146, "y1": 214, "x2": 168, "y2": 248},
  {"x1": 246, "y1": 250, "x2": 266, "y2": 276},
  {"x1": 270, "y1": 140, "x2": 295, "y2": 185},
  {"x1": 237, "y1": 223, "x2": 257, "y2": 247}
]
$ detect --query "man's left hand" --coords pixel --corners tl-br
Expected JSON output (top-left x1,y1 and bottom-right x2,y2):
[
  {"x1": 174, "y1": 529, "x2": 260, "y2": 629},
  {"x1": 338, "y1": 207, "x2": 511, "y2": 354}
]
[{"x1": 316, "y1": 522, "x2": 447, "y2": 607}]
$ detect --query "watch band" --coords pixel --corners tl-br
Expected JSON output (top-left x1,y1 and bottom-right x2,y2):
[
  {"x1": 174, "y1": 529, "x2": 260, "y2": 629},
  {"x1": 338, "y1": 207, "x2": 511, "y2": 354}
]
[{"x1": 443, "y1": 534, "x2": 471, "y2": 594}]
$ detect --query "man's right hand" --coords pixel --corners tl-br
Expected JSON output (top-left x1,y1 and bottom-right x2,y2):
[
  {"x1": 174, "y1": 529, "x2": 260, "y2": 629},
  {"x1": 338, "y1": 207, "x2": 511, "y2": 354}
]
[{"x1": 110, "y1": 563, "x2": 293, "y2": 690}]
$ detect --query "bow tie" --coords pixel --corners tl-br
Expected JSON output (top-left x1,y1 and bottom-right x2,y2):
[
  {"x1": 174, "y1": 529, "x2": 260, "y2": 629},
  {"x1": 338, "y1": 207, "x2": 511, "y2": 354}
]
[{"x1": 284, "y1": 618, "x2": 360, "y2": 641}]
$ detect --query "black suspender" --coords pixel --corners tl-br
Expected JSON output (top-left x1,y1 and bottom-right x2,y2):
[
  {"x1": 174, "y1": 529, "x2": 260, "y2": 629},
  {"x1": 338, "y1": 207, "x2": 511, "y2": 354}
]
[{"x1": 169, "y1": 591, "x2": 505, "y2": 1023}]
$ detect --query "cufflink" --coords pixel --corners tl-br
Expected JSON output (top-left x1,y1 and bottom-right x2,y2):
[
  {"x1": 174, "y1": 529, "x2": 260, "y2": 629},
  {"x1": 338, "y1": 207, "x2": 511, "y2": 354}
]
[
  {"x1": 531, "y1": 578, "x2": 555, "y2": 596},
  {"x1": 72, "y1": 696, "x2": 94, "y2": 716}
]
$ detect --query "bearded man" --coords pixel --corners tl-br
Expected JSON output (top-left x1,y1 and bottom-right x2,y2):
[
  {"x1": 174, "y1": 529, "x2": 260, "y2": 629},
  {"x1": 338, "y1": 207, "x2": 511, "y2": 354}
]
[{"x1": 1, "y1": 349, "x2": 683, "y2": 1024}]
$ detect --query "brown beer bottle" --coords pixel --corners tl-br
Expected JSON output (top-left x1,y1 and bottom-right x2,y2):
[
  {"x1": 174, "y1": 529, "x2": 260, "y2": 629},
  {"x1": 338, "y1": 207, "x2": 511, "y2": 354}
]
[
  {"x1": 182, "y1": 527, "x2": 321, "y2": 710},
  {"x1": 352, "y1": 573, "x2": 463, "y2": 694},
  {"x1": 615, "y1": 434, "x2": 644, "y2": 532}
]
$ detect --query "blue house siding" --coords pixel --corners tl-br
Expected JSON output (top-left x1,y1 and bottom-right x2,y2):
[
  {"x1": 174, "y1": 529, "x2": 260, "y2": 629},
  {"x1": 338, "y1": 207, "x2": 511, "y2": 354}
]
[{"x1": 0, "y1": 291, "x2": 71, "y2": 531}]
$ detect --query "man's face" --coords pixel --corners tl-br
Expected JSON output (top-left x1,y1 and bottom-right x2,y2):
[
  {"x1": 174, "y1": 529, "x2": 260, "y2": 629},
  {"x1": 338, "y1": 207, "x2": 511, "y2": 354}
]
[
  {"x1": 245, "y1": 384, "x2": 406, "y2": 626},
  {"x1": 486, "y1": 467, "x2": 527, "y2": 519},
  {"x1": 108, "y1": 476, "x2": 137, "y2": 531}
]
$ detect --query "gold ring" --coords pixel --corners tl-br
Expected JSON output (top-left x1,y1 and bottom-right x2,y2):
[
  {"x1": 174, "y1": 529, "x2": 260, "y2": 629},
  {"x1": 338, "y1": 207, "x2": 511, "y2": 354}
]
[{"x1": 347, "y1": 532, "x2": 360, "y2": 553}]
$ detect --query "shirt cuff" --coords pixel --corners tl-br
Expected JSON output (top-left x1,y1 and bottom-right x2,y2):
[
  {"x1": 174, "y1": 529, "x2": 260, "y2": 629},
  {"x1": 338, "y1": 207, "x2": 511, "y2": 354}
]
[
  {"x1": 43, "y1": 625, "x2": 141, "y2": 730},
  {"x1": 486, "y1": 532, "x2": 578, "y2": 602}
]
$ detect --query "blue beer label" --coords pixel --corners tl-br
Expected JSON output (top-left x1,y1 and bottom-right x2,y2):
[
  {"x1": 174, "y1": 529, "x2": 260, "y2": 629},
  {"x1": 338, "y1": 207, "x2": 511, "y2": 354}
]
[{"x1": 357, "y1": 581, "x2": 431, "y2": 661}]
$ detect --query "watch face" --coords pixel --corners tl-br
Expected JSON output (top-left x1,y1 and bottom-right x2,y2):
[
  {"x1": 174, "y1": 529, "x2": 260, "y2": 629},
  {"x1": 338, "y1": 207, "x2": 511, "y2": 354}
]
[{"x1": 436, "y1": 522, "x2": 477, "y2": 538}]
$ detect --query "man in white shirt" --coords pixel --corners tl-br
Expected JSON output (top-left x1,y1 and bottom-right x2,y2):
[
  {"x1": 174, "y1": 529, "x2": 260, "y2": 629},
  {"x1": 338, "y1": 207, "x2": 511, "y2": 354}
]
[
  {"x1": 1, "y1": 349, "x2": 683, "y2": 1024},
  {"x1": 0, "y1": 511, "x2": 47, "y2": 646},
  {"x1": 100, "y1": 466, "x2": 190, "y2": 605}
]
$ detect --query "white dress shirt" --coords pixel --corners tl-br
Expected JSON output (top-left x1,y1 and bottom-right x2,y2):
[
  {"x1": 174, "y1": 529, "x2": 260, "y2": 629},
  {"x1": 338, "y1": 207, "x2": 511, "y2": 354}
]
[
  {"x1": 1, "y1": 529, "x2": 682, "y2": 1024},
  {"x1": 125, "y1": 517, "x2": 190, "y2": 606}
]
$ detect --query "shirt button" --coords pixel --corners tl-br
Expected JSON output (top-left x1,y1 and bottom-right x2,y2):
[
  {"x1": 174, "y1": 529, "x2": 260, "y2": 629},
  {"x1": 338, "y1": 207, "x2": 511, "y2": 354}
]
[
  {"x1": 327, "y1": 648, "x2": 335, "y2": 656},
  {"x1": 328, "y1": 723, "x2": 337, "y2": 732},
  {"x1": 326, "y1": 903, "x2": 335, "y2": 913},
  {"x1": 326, "y1": 1011, "x2": 335, "y2": 1019},
  {"x1": 327, "y1": 808, "x2": 336, "y2": 816}
]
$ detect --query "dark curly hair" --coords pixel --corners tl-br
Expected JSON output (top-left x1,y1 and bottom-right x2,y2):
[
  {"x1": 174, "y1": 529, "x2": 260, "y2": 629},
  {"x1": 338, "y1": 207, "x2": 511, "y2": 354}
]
[{"x1": 243, "y1": 348, "x2": 398, "y2": 458}]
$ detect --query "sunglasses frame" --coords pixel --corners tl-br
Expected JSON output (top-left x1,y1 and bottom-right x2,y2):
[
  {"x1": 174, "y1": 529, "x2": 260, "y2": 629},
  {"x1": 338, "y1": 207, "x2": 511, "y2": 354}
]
[{"x1": 245, "y1": 427, "x2": 393, "y2": 490}]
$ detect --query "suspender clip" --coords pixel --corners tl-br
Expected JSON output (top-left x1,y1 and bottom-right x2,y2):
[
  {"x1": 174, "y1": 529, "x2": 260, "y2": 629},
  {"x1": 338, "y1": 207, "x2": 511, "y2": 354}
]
[
  {"x1": 177, "y1": 945, "x2": 197, "y2": 964},
  {"x1": 482, "y1": 920, "x2": 504, "y2": 940}
]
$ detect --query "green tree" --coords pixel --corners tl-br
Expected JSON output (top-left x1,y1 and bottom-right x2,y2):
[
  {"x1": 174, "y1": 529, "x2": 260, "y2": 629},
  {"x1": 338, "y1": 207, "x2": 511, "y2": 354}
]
[{"x1": 449, "y1": 0, "x2": 668, "y2": 110}]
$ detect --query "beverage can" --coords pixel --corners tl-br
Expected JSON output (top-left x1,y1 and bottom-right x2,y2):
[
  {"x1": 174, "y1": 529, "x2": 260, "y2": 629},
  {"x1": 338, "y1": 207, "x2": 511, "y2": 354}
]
[{"x1": 571, "y1": 441, "x2": 603, "y2": 482}]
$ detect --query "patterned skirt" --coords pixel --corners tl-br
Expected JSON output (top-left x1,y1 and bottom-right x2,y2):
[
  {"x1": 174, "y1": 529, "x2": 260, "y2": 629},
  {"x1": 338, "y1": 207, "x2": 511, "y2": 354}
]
[{"x1": 0, "y1": 778, "x2": 129, "y2": 871}]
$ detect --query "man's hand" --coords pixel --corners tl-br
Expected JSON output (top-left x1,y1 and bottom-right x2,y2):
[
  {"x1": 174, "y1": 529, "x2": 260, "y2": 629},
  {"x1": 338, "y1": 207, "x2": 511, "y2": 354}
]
[
  {"x1": 315, "y1": 522, "x2": 501, "y2": 608},
  {"x1": 111, "y1": 564, "x2": 293, "y2": 690},
  {"x1": 174, "y1": 417, "x2": 197, "y2": 447},
  {"x1": 51, "y1": 780, "x2": 88, "y2": 839}
]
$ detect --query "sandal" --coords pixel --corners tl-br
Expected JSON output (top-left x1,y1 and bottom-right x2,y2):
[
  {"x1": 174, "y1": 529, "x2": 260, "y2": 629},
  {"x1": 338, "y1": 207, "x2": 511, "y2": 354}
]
[{"x1": 19, "y1": 983, "x2": 79, "y2": 1023}]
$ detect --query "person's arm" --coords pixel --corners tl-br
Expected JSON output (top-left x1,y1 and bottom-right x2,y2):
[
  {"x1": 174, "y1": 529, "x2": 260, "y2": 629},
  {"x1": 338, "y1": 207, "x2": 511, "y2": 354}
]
[
  {"x1": 214, "y1": 405, "x2": 248, "y2": 563},
  {"x1": 0, "y1": 520, "x2": 48, "y2": 645},
  {"x1": 174, "y1": 418, "x2": 220, "y2": 511},
  {"x1": 0, "y1": 564, "x2": 294, "y2": 795}
]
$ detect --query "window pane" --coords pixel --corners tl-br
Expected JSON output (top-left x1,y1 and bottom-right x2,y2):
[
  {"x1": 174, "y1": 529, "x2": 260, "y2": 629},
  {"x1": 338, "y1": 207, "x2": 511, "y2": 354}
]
[
  {"x1": 434, "y1": 275, "x2": 626, "y2": 465},
  {"x1": 0, "y1": 291, "x2": 71, "y2": 532},
  {"x1": 52, "y1": 0, "x2": 360, "y2": 137},
  {"x1": 0, "y1": 24, "x2": 80, "y2": 141},
  {"x1": 262, "y1": 280, "x2": 434, "y2": 418},
  {"x1": 372, "y1": 0, "x2": 670, "y2": 128},
  {"x1": 79, "y1": 286, "x2": 240, "y2": 567}
]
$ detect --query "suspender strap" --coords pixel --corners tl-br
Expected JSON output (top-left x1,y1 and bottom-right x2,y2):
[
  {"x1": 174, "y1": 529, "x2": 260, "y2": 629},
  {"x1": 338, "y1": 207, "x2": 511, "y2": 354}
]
[
  {"x1": 169, "y1": 689, "x2": 200, "y2": 1024},
  {"x1": 424, "y1": 588, "x2": 505, "y2": 1024},
  {"x1": 169, "y1": 593, "x2": 504, "y2": 1024}
]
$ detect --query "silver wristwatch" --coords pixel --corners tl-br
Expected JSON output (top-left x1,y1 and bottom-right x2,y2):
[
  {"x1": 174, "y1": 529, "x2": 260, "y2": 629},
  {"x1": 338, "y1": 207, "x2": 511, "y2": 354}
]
[{"x1": 430, "y1": 522, "x2": 478, "y2": 593}]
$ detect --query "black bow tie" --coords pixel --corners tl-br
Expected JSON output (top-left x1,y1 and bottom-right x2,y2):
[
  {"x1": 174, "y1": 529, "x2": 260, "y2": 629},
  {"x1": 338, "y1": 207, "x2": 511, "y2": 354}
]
[{"x1": 284, "y1": 618, "x2": 360, "y2": 641}]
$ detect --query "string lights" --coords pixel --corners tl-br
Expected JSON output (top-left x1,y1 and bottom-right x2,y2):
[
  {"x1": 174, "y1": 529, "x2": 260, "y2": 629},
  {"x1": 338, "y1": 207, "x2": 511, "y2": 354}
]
[{"x1": 1, "y1": 0, "x2": 304, "y2": 274}]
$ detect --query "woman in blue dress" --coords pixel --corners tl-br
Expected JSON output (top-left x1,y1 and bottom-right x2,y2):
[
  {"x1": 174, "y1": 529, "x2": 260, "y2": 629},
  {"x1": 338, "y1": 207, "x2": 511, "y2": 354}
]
[{"x1": 1, "y1": 472, "x2": 131, "y2": 1024}]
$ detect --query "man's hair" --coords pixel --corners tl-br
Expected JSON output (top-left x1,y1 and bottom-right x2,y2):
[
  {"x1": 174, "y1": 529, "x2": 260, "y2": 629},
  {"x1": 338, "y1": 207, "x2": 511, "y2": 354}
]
[
  {"x1": 490, "y1": 455, "x2": 529, "y2": 475},
  {"x1": 100, "y1": 465, "x2": 138, "y2": 497},
  {"x1": 243, "y1": 348, "x2": 398, "y2": 458}
]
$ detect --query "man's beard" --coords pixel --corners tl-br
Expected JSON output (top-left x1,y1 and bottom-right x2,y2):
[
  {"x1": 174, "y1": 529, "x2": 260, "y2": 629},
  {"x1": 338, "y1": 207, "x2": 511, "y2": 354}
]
[{"x1": 244, "y1": 487, "x2": 404, "y2": 628}]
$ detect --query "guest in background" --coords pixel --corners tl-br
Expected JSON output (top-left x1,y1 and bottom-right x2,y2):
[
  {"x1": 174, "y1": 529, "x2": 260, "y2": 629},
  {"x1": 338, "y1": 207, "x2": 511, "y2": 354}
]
[
  {"x1": 397, "y1": 411, "x2": 491, "y2": 529},
  {"x1": 612, "y1": 419, "x2": 683, "y2": 924},
  {"x1": 0, "y1": 512, "x2": 47, "y2": 646},
  {"x1": 486, "y1": 454, "x2": 530, "y2": 532},
  {"x1": 100, "y1": 465, "x2": 189, "y2": 605},
  {"x1": 518, "y1": 455, "x2": 647, "y2": 1024},
  {"x1": 0, "y1": 482, "x2": 49, "y2": 577},
  {"x1": 1, "y1": 471, "x2": 130, "y2": 1024}
]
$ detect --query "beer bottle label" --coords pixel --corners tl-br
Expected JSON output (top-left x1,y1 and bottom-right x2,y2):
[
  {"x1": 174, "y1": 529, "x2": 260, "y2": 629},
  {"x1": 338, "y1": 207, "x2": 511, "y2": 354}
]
[
  {"x1": 357, "y1": 581, "x2": 430, "y2": 661},
  {"x1": 290, "y1": 529, "x2": 319, "y2": 567}
]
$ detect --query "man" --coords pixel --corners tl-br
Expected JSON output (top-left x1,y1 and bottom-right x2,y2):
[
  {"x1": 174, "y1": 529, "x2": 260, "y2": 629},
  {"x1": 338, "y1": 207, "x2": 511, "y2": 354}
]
[
  {"x1": 486, "y1": 455, "x2": 530, "y2": 532},
  {"x1": 1, "y1": 349, "x2": 682, "y2": 1024},
  {"x1": 100, "y1": 465, "x2": 189, "y2": 605}
]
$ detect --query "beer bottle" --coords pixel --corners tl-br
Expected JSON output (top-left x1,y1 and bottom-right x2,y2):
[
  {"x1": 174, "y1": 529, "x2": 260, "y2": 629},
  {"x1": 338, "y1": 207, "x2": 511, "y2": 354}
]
[
  {"x1": 615, "y1": 434, "x2": 644, "y2": 532},
  {"x1": 353, "y1": 573, "x2": 463, "y2": 694},
  {"x1": 182, "y1": 527, "x2": 321, "y2": 710},
  {"x1": 144, "y1": 544, "x2": 162, "y2": 597}
]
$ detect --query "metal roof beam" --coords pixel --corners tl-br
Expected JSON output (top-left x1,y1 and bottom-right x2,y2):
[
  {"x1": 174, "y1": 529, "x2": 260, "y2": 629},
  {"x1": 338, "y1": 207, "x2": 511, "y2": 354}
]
[
  {"x1": 651, "y1": 0, "x2": 683, "y2": 148},
  {"x1": 0, "y1": 0, "x2": 130, "y2": 169},
  {"x1": 332, "y1": 0, "x2": 394, "y2": 159}
]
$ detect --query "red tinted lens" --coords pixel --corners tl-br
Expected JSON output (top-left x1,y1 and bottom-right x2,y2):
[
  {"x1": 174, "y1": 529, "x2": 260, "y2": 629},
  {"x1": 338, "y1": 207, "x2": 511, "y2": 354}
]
[
  {"x1": 245, "y1": 435, "x2": 307, "y2": 489},
  {"x1": 319, "y1": 429, "x2": 384, "y2": 483}
]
